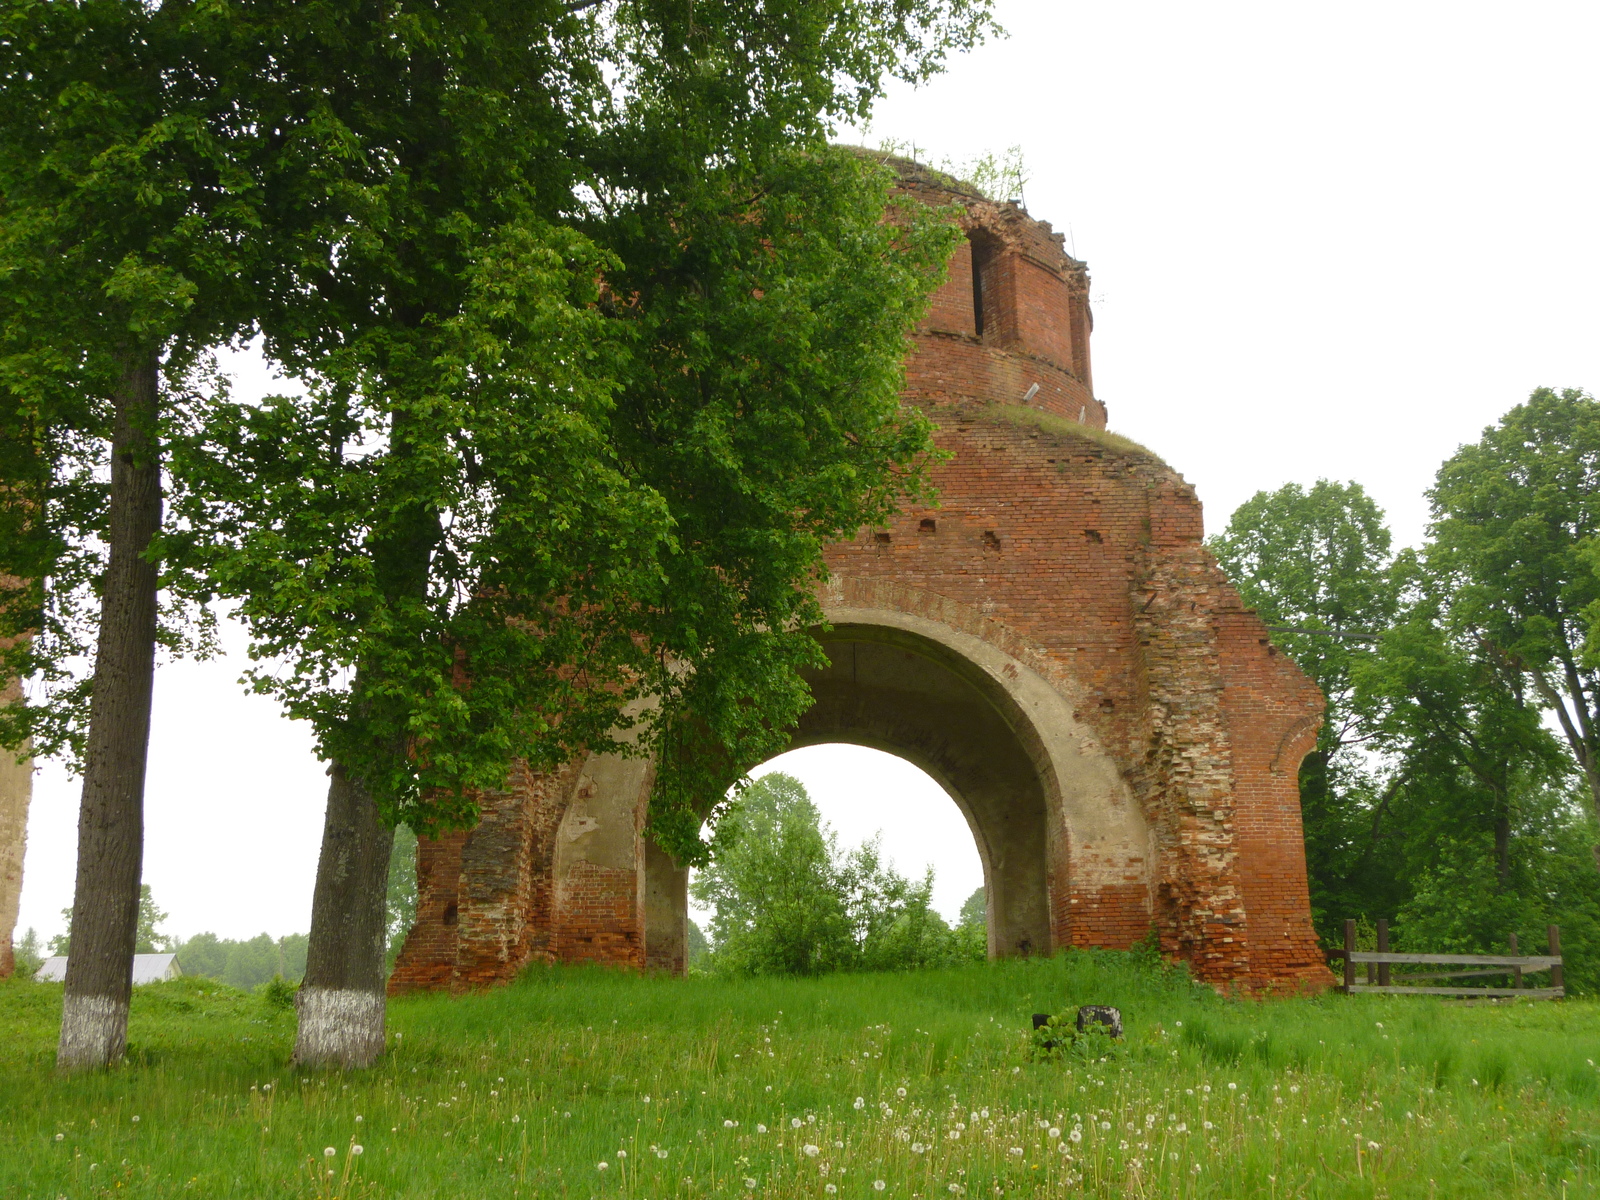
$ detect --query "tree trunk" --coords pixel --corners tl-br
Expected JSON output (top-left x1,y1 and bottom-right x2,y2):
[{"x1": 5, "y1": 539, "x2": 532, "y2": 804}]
[
  {"x1": 1494, "y1": 814, "x2": 1511, "y2": 889},
  {"x1": 57, "y1": 349, "x2": 162, "y2": 1072},
  {"x1": 294, "y1": 760, "x2": 394, "y2": 1069}
]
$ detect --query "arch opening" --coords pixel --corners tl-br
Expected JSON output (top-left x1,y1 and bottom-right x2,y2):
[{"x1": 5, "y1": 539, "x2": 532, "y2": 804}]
[{"x1": 645, "y1": 620, "x2": 1074, "y2": 970}]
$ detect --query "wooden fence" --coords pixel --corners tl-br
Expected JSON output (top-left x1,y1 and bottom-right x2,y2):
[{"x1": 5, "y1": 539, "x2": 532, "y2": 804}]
[{"x1": 1328, "y1": 920, "x2": 1564, "y2": 999}]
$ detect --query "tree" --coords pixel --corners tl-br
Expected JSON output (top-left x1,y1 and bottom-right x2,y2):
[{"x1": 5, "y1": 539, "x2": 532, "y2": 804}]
[
  {"x1": 12, "y1": 926, "x2": 42, "y2": 980},
  {"x1": 170, "y1": 0, "x2": 991, "y2": 1066},
  {"x1": 1428, "y1": 387, "x2": 1600, "y2": 865},
  {"x1": 134, "y1": 884, "x2": 170, "y2": 954},
  {"x1": 1208, "y1": 481, "x2": 1398, "y2": 937},
  {"x1": 692, "y1": 772, "x2": 974, "y2": 975},
  {"x1": 692, "y1": 773, "x2": 855, "y2": 976},
  {"x1": 385, "y1": 826, "x2": 418, "y2": 971},
  {"x1": 0, "y1": 0, "x2": 269, "y2": 1069},
  {"x1": 45, "y1": 882, "x2": 169, "y2": 957}
]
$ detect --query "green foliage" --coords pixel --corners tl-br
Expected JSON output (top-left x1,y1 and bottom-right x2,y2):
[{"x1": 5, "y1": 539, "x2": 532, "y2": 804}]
[
  {"x1": 692, "y1": 773, "x2": 981, "y2": 976},
  {"x1": 134, "y1": 885, "x2": 171, "y2": 955},
  {"x1": 257, "y1": 975, "x2": 297, "y2": 1013},
  {"x1": 686, "y1": 918, "x2": 711, "y2": 971},
  {"x1": 2, "y1": 958, "x2": 1597, "y2": 1196},
  {"x1": 386, "y1": 825, "x2": 418, "y2": 968},
  {"x1": 1429, "y1": 388, "x2": 1600, "y2": 825},
  {"x1": 144, "y1": 2, "x2": 990, "y2": 858},
  {"x1": 9, "y1": 928, "x2": 42, "y2": 981},
  {"x1": 1214, "y1": 398, "x2": 1600, "y2": 975},
  {"x1": 1026, "y1": 1012, "x2": 1123, "y2": 1064},
  {"x1": 1209, "y1": 481, "x2": 1400, "y2": 937},
  {"x1": 48, "y1": 884, "x2": 171, "y2": 957},
  {"x1": 174, "y1": 932, "x2": 308, "y2": 992},
  {"x1": 0, "y1": 0, "x2": 265, "y2": 764}
]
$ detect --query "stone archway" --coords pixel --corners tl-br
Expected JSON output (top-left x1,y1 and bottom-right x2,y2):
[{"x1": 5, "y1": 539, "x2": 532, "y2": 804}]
[{"x1": 634, "y1": 598, "x2": 1157, "y2": 974}]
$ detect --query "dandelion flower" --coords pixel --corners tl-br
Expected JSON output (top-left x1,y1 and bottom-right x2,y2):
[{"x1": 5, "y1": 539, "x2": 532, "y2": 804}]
[
  {"x1": 598, "y1": 1161, "x2": 609, "y2": 1171},
  {"x1": 643, "y1": 1095, "x2": 651, "y2": 1104},
  {"x1": 725, "y1": 1120, "x2": 737, "y2": 1128},
  {"x1": 792, "y1": 1118, "x2": 803, "y2": 1129},
  {"x1": 854, "y1": 1097, "x2": 866, "y2": 1110},
  {"x1": 911, "y1": 1142, "x2": 927, "y2": 1154},
  {"x1": 1009, "y1": 1146, "x2": 1024, "y2": 1156},
  {"x1": 54, "y1": 1133, "x2": 63, "y2": 1142},
  {"x1": 874, "y1": 1181, "x2": 887, "y2": 1191},
  {"x1": 617, "y1": 1150, "x2": 627, "y2": 1159},
  {"x1": 757, "y1": 1124, "x2": 768, "y2": 1134},
  {"x1": 745, "y1": 1179, "x2": 757, "y2": 1191},
  {"x1": 826, "y1": 1186, "x2": 838, "y2": 1195},
  {"x1": 1048, "y1": 1127, "x2": 1060, "y2": 1139},
  {"x1": 897, "y1": 1087, "x2": 908, "y2": 1098},
  {"x1": 1069, "y1": 1128, "x2": 1083, "y2": 1144},
  {"x1": 1227, "y1": 1082, "x2": 1237, "y2": 1091},
  {"x1": 131, "y1": 1116, "x2": 140, "y2": 1124},
  {"x1": 513, "y1": 1115, "x2": 522, "y2": 1123},
  {"x1": 1367, "y1": 1141, "x2": 1380, "y2": 1151},
  {"x1": 351, "y1": 1145, "x2": 364, "y2": 1156},
  {"x1": 1057, "y1": 1142, "x2": 1069, "y2": 1155},
  {"x1": 804, "y1": 1144, "x2": 820, "y2": 1157},
  {"x1": 1176, "y1": 1123, "x2": 1187, "y2": 1133},
  {"x1": 947, "y1": 1129, "x2": 961, "y2": 1140},
  {"x1": 1099, "y1": 1121, "x2": 1111, "y2": 1132},
  {"x1": 324, "y1": 1147, "x2": 337, "y2": 1159}
]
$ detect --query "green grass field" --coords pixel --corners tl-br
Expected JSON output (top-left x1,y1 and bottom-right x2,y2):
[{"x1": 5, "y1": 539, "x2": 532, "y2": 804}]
[{"x1": 2, "y1": 952, "x2": 1597, "y2": 1199}]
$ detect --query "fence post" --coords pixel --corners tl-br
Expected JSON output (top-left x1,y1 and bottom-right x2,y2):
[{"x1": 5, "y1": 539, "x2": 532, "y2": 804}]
[
  {"x1": 1376, "y1": 919, "x2": 1390, "y2": 987},
  {"x1": 1550, "y1": 925, "x2": 1563, "y2": 994},
  {"x1": 1509, "y1": 932, "x2": 1522, "y2": 989},
  {"x1": 1344, "y1": 919, "x2": 1356, "y2": 993}
]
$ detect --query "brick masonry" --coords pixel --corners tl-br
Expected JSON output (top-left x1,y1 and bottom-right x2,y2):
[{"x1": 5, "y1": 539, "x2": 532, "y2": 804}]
[{"x1": 389, "y1": 158, "x2": 1333, "y2": 996}]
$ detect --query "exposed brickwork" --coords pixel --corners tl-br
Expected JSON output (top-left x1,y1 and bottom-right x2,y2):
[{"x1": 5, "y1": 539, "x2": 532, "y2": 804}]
[{"x1": 390, "y1": 158, "x2": 1333, "y2": 995}]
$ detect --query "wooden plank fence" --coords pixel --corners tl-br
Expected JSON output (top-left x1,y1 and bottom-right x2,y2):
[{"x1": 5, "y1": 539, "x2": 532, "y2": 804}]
[{"x1": 1327, "y1": 920, "x2": 1564, "y2": 999}]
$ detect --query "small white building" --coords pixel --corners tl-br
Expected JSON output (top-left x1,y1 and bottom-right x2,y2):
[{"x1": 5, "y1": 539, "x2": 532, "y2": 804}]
[{"x1": 36, "y1": 953, "x2": 182, "y2": 984}]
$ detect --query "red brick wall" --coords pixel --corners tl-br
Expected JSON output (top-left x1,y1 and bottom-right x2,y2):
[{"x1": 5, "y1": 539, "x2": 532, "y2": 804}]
[{"x1": 389, "y1": 158, "x2": 1333, "y2": 995}]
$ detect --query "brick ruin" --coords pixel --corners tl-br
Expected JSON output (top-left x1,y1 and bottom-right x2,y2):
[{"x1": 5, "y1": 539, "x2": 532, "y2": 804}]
[{"x1": 390, "y1": 157, "x2": 1334, "y2": 995}]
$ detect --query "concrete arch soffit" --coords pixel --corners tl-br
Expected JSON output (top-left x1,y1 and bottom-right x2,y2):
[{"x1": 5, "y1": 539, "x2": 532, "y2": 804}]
[{"x1": 817, "y1": 591, "x2": 1149, "y2": 862}]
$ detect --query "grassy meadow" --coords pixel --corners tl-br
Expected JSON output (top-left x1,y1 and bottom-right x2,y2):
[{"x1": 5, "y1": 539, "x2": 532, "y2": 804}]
[{"x1": 1, "y1": 952, "x2": 1597, "y2": 1199}]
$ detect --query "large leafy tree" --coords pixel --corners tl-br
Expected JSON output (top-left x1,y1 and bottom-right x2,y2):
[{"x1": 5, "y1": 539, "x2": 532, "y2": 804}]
[
  {"x1": 1428, "y1": 387, "x2": 1600, "y2": 860},
  {"x1": 1208, "y1": 480, "x2": 1398, "y2": 936},
  {"x1": 0, "y1": 0, "x2": 268, "y2": 1070},
  {"x1": 170, "y1": 0, "x2": 991, "y2": 1066}
]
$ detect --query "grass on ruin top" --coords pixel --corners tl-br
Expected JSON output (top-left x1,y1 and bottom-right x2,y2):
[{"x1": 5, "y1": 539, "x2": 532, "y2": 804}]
[
  {"x1": 987, "y1": 404, "x2": 1168, "y2": 464},
  {"x1": 2, "y1": 952, "x2": 1597, "y2": 1198}
]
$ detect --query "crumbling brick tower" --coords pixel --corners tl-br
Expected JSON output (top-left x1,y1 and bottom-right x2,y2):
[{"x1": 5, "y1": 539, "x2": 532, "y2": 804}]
[{"x1": 390, "y1": 157, "x2": 1333, "y2": 995}]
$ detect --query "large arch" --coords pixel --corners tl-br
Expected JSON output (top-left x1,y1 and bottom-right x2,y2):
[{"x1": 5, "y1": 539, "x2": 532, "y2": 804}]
[{"x1": 641, "y1": 603, "x2": 1153, "y2": 966}]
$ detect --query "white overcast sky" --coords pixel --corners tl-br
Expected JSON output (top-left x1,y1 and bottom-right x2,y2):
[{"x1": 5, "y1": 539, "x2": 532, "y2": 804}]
[{"x1": 15, "y1": 1, "x2": 1600, "y2": 944}]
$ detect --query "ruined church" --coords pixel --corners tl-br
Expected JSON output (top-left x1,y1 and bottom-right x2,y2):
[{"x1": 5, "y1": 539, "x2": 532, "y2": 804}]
[{"x1": 389, "y1": 158, "x2": 1334, "y2": 995}]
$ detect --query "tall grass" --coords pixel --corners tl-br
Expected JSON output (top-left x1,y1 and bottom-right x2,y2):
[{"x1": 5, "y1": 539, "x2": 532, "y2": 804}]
[{"x1": 2, "y1": 951, "x2": 1597, "y2": 1197}]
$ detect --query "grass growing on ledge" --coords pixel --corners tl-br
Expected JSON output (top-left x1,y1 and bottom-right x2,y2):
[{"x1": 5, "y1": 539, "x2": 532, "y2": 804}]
[
  {"x1": 987, "y1": 404, "x2": 1166, "y2": 463},
  {"x1": 2, "y1": 952, "x2": 1597, "y2": 1198}
]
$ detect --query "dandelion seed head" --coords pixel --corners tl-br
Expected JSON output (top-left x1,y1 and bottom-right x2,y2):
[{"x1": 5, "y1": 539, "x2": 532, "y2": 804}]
[
  {"x1": 792, "y1": 1118, "x2": 803, "y2": 1129},
  {"x1": 598, "y1": 1161, "x2": 609, "y2": 1171},
  {"x1": 854, "y1": 1097, "x2": 865, "y2": 1110},
  {"x1": 324, "y1": 1147, "x2": 336, "y2": 1158},
  {"x1": 896, "y1": 1087, "x2": 907, "y2": 1098},
  {"x1": 351, "y1": 1145, "x2": 363, "y2": 1156},
  {"x1": 874, "y1": 1181, "x2": 886, "y2": 1191},
  {"x1": 803, "y1": 1144, "x2": 820, "y2": 1157}
]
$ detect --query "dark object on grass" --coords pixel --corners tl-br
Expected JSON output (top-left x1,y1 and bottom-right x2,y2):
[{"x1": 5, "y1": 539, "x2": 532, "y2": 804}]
[
  {"x1": 1032, "y1": 1013, "x2": 1051, "y2": 1030},
  {"x1": 1076, "y1": 1005, "x2": 1123, "y2": 1039}
]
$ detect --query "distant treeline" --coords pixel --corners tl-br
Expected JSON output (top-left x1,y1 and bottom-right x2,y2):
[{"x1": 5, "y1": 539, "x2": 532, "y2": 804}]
[{"x1": 173, "y1": 933, "x2": 308, "y2": 991}]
